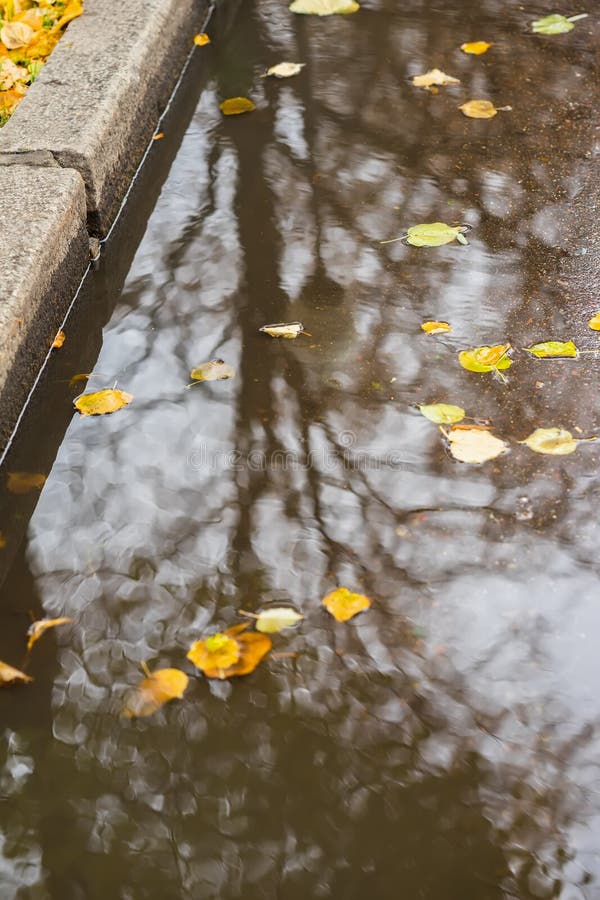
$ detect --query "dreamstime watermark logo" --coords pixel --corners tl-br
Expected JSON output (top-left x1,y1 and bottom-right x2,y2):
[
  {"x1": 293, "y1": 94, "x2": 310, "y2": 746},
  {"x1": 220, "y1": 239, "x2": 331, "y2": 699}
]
[{"x1": 187, "y1": 430, "x2": 408, "y2": 473}]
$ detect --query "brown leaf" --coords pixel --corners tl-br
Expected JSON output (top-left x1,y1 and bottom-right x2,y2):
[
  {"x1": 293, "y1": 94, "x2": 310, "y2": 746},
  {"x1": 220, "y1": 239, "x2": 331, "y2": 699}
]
[{"x1": 7, "y1": 472, "x2": 46, "y2": 494}]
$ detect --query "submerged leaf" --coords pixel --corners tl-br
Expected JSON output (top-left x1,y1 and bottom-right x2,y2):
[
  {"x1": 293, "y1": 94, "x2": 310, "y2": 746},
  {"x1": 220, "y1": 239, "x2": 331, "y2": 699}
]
[
  {"x1": 266, "y1": 62, "x2": 305, "y2": 78},
  {"x1": 322, "y1": 587, "x2": 371, "y2": 622},
  {"x1": 187, "y1": 625, "x2": 271, "y2": 679},
  {"x1": 194, "y1": 33, "x2": 211, "y2": 46},
  {"x1": 405, "y1": 223, "x2": 468, "y2": 247},
  {"x1": 588, "y1": 312, "x2": 600, "y2": 331},
  {"x1": 259, "y1": 322, "x2": 307, "y2": 339},
  {"x1": 412, "y1": 69, "x2": 460, "y2": 88},
  {"x1": 7, "y1": 472, "x2": 46, "y2": 494},
  {"x1": 460, "y1": 41, "x2": 493, "y2": 55},
  {"x1": 0, "y1": 661, "x2": 33, "y2": 687},
  {"x1": 445, "y1": 426, "x2": 508, "y2": 464},
  {"x1": 26, "y1": 617, "x2": 74, "y2": 653},
  {"x1": 459, "y1": 100, "x2": 498, "y2": 119},
  {"x1": 52, "y1": 330, "x2": 66, "y2": 349},
  {"x1": 419, "y1": 403, "x2": 465, "y2": 425},
  {"x1": 524, "y1": 340, "x2": 578, "y2": 359},
  {"x1": 458, "y1": 344, "x2": 512, "y2": 373},
  {"x1": 421, "y1": 320, "x2": 452, "y2": 335},
  {"x1": 122, "y1": 668, "x2": 189, "y2": 718},
  {"x1": 0, "y1": 532, "x2": 5, "y2": 549},
  {"x1": 74, "y1": 389, "x2": 133, "y2": 416},
  {"x1": 190, "y1": 359, "x2": 235, "y2": 381},
  {"x1": 219, "y1": 97, "x2": 256, "y2": 116},
  {"x1": 1, "y1": 21, "x2": 35, "y2": 50},
  {"x1": 531, "y1": 14, "x2": 584, "y2": 35},
  {"x1": 289, "y1": 0, "x2": 360, "y2": 14},
  {"x1": 520, "y1": 427, "x2": 582, "y2": 455},
  {"x1": 255, "y1": 607, "x2": 304, "y2": 634}
]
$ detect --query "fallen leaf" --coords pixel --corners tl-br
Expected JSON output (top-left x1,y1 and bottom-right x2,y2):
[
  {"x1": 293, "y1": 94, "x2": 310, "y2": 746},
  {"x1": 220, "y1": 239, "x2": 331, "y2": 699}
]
[
  {"x1": 259, "y1": 321, "x2": 307, "y2": 339},
  {"x1": 588, "y1": 313, "x2": 600, "y2": 331},
  {"x1": 122, "y1": 667, "x2": 189, "y2": 718},
  {"x1": 445, "y1": 426, "x2": 508, "y2": 464},
  {"x1": 459, "y1": 100, "x2": 498, "y2": 119},
  {"x1": 1, "y1": 21, "x2": 35, "y2": 49},
  {"x1": 0, "y1": 661, "x2": 33, "y2": 687},
  {"x1": 52, "y1": 330, "x2": 66, "y2": 349},
  {"x1": 69, "y1": 373, "x2": 90, "y2": 387},
  {"x1": 7, "y1": 472, "x2": 46, "y2": 494},
  {"x1": 532, "y1": 13, "x2": 586, "y2": 35},
  {"x1": 0, "y1": 58, "x2": 28, "y2": 90},
  {"x1": 74, "y1": 389, "x2": 133, "y2": 416},
  {"x1": 458, "y1": 344, "x2": 512, "y2": 373},
  {"x1": 266, "y1": 62, "x2": 305, "y2": 78},
  {"x1": 26, "y1": 617, "x2": 74, "y2": 653},
  {"x1": 412, "y1": 69, "x2": 460, "y2": 88},
  {"x1": 524, "y1": 340, "x2": 578, "y2": 358},
  {"x1": 520, "y1": 427, "x2": 585, "y2": 455},
  {"x1": 254, "y1": 607, "x2": 304, "y2": 634},
  {"x1": 0, "y1": 532, "x2": 5, "y2": 549},
  {"x1": 404, "y1": 222, "x2": 469, "y2": 247},
  {"x1": 153, "y1": 132, "x2": 164, "y2": 140},
  {"x1": 289, "y1": 0, "x2": 359, "y2": 14},
  {"x1": 190, "y1": 359, "x2": 235, "y2": 381},
  {"x1": 419, "y1": 403, "x2": 465, "y2": 425},
  {"x1": 322, "y1": 587, "x2": 371, "y2": 622},
  {"x1": 460, "y1": 41, "x2": 493, "y2": 55},
  {"x1": 194, "y1": 32, "x2": 211, "y2": 45},
  {"x1": 187, "y1": 625, "x2": 272, "y2": 678},
  {"x1": 421, "y1": 320, "x2": 452, "y2": 334},
  {"x1": 219, "y1": 97, "x2": 256, "y2": 115}
]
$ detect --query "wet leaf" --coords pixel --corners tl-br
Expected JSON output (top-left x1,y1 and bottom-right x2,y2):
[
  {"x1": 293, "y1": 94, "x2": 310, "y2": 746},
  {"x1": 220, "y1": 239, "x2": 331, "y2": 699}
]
[
  {"x1": 412, "y1": 69, "x2": 460, "y2": 88},
  {"x1": 0, "y1": 532, "x2": 5, "y2": 549},
  {"x1": 1, "y1": 21, "x2": 35, "y2": 49},
  {"x1": 255, "y1": 608, "x2": 304, "y2": 634},
  {"x1": 219, "y1": 97, "x2": 256, "y2": 115},
  {"x1": 26, "y1": 617, "x2": 74, "y2": 653},
  {"x1": 459, "y1": 100, "x2": 498, "y2": 119},
  {"x1": 266, "y1": 62, "x2": 305, "y2": 78},
  {"x1": 153, "y1": 132, "x2": 164, "y2": 141},
  {"x1": 588, "y1": 313, "x2": 600, "y2": 331},
  {"x1": 460, "y1": 41, "x2": 493, "y2": 55},
  {"x1": 405, "y1": 223, "x2": 469, "y2": 247},
  {"x1": 322, "y1": 587, "x2": 371, "y2": 622},
  {"x1": 531, "y1": 14, "x2": 585, "y2": 35},
  {"x1": 122, "y1": 667, "x2": 189, "y2": 718},
  {"x1": 421, "y1": 320, "x2": 451, "y2": 335},
  {"x1": 524, "y1": 340, "x2": 578, "y2": 359},
  {"x1": 190, "y1": 359, "x2": 235, "y2": 382},
  {"x1": 520, "y1": 427, "x2": 581, "y2": 455},
  {"x1": 187, "y1": 625, "x2": 272, "y2": 679},
  {"x1": 259, "y1": 321, "x2": 306, "y2": 339},
  {"x1": 52, "y1": 330, "x2": 66, "y2": 349},
  {"x1": 69, "y1": 373, "x2": 90, "y2": 387},
  {"x1": 7, "y1": 472, "x2": 46, "y2": 494},
  {"x1": 445, "y1": 426, "x2": 508, "y2": 464},
  {"x1": 194, "y1": 33, "x2": 211, "y2": 46},
  {"x1": 419, "y1": 403, "x2": 465, "y2": 425},
  {"x1": 289, "y1": 0, "x2": 360, "y2": 15},
  {"x1": 458, "y1": 344, "x2": 512, "y2": 373},
  {"x1": 0, "y1": 661, "x2": 33, "y2": 687},
  {"x1": 74, "y1": 389, "x2": 133, "y2": 416}
]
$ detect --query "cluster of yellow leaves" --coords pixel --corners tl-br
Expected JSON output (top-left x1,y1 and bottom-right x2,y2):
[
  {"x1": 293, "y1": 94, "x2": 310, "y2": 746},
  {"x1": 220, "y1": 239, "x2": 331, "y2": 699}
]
[{"x1": 0, "y1": 0, "x2": 83, "y2": 124}]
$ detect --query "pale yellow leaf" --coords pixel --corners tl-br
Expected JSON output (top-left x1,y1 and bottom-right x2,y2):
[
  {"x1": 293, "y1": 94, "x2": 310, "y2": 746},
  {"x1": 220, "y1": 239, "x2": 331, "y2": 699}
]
[
  {"x1": 412, "y1": 69, "x2": 460, "y2": 88},
  {"x1": 122, "y1": 668, "x2": 189, "y2": 718},
  {"x1": 446, "y1": 426, "x2": 508, "y2": 464},
  {"x1": 74, "y1": 389, "x2": 133, "y2": 416},
  {"x1": 1, "y1": 21, "x2": 35, "y2": 50},
  {"x1": 0, "y1": 661, "x2": 33, "y2": 686}
]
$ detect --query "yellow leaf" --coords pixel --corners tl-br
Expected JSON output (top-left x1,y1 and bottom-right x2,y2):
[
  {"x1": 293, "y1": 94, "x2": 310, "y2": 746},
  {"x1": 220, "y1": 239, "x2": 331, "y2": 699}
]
[
  {"x1": 0, "y1": 660, "x2": 33, "y2": 686},
  {"x1": 519, "y1": 427, "x2": 588, "y2": 455},
  {"x1": 122, "y1": 668, "x2": 189, "y2": 718},
  {"x1": 322, "y1": 587, "x2": 371, "y2": 622},
  {"x1": 7, "y1": 471, "x2": 46, "y2": 494},
  {"x1": 219, "y1": 97, "x2": 256, "y2": 116},
  {"x1": 73, "y1": 389, "x2": 133, "y2": 416},
  {"x1": 459, "y1": 100, "x2": 498, "y2": 119},
  {"x1": 458, "y1": 344, "x2": 512, "y2": 373},
  {"x1": 421, "y1": 320, "x2": 451, "y2": 335},
  {"x1": 289, "y1": 0, "x2": 359, "y2": 14},
  {"x1": 588, "y1": 312, "x2": 600, "y2": 331},
  {"x1": 266, "y1": 62, "x2": 305, "y2": 78},
  {"x1": 523, "y1": 340, "x2": 578, "y2": 358},
  {"x1": 1, "y1": 21, "x2": 34, "y2": 49},
  {"x1": 26, "y1": 617, "x2": 74, "y2": 653},
  {"x1": 153, "y1": 132, "x2": 164, "y2": 140},
  {"x1": 460, "y1": 41, "x2": 493, "y2": 55},
  {"x1": 51, "y1": 0, "x2": 83, "y2": 32},
  {"x1": 259, "y1": 321, "x2": 307, "y2": 339},
  {"x1": 187, "y1": 625, "x2": 272, "y2": 679},
  {"x1": 69, "y1": 373, "x2": 90, "y2": 387},
  {"x1": 254, "y1": 607, "x2": 304, "y2": 633},
  {"x1": 419, "y1": 403, "x2": 465, "y2": 424},
  {"x1": 194, "y1": 33, "x2": 211, "y2": 46},
  {"x1": 412, "y1": 69, "x2": 460, "y2": 88},
  {"x1": 52, "y1": 330, "x2": 66, "y2": 349},
  {"x1": 190, "y1": 359, "x2": 235, "y2": 381},
  {"x1": 445, "y1": 425, "x2": 508, "y2": 464}
]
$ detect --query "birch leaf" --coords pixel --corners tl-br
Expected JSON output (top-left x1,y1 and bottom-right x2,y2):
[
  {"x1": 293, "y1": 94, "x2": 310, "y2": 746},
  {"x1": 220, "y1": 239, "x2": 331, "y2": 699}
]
[
  {"x1": 405, "y1": 223, "x2": 468, "y2": 247},
  {"x1": 74, "y1": 389, "x2": 133, "y2": 416},
  {"x1": 0, "y1": 661, "x2": 33, "y2": 687},
  {"x1": 419, "y1": 403, "x2": 465, "y2": 425},
  {"x1": 460, "y1": 41, "x2": 493, "y2": 54},
  {"x1": 460, "y1": 100, "x2": 498, "y2": 119},
  {"x1": 289, "y1": 0, "x2": 360, "y2": 14},
  {"x1": 421, "y1": 320, "x2": 451, "y2": 335},
  {"x1": 588, "y1": 313, "x2": 600, "y2": 331},
  {"x1": 26, "y1": 617, "x2": 74, "y2": 653},
  {"x1": 412, "y1": 69, "x2": 460, "y2": 88},
  {"x1": 194, "y1": 33, "x2": 211, "y2": 46},
  {"x1": 259, "y1": 322, "x2": 306, "y2": 339},
  {"x1": 322, "y1": 587, "x2": 371, "y2": 622},
  {"x1": 122, "y1": 668, "x2": 189, "y2": 718},
  {"x1": 187, "y1": 625, "x2": 271, "y2": 679},
  {"x1": 524, "y1": 340, "x2": 578, "y2": 359},
  {"x1": 190, "y1": 359, "x2": 235, "y2": 382},
  {"x1": 446, "y1": 426, "x2": 508, "y2": 464},
  {"x1": 255, "y1": 607, "x2": 304, "y2": 633},
  {"x1": 266, "y1": 62, "x2": 305, "y2": 78},
  {"x1": 520, "y1": 427, "x2": 581, "y2": 455},
  {"x1": 219, "y1": 97, "x2": 256, "y2": 115},
  {"x1": 532, "y1": 14, "x2": 583, "y2": 35},
  {"x1": 459, "y1": 344, "x2": 512, "y2": 373}
]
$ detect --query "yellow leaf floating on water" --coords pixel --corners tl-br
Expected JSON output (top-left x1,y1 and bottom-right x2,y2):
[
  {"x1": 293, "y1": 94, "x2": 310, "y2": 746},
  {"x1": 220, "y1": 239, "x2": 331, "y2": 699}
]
[
  {"x1": 259, "y1": 322, "x2": 307, "y2": 339},
  {"x1": 254, "y1": 607, "x2": 304, "y2": 634},
  {"x1": 403, "y1": 223, "x2": 469, "y2": 247},
  {"x1": 0, "y1": 661, "x2": 33, "y2": 687},
  {"x1": 459, "y1": 100, "x2": 499, "y2": 119},
  {"x1": 26, "y1": 617, "x2": 74, "y2": 653},
  {"x1": 412, "y1": 69, "x2": 460, "y2": 88},
  {"x1": 459, "y1": 344, "x2": 512, "y2": 374},
  {"x1": 266, "y1": 62, "x2": 305, "y2": 78},
  {"x1": 445, "y1": 425, "x2": 508, "y2": 464},
  {"x1": 532, "y1": 13, "x2": 587, "y2": 35},
  {"x1": 419, "y1": 403, "x2": 465, "y2": 425},
  {"x1": 289, "y1": 0, "x2": 360, "y2": 15},
  {"x1": 322, "y1": 587, "x2": 371, "y2": 622},
  {"x1": 588, "y1": 313, "x2": 600, "y2": 331},
  {"x1": 52, "y1": 330, "x2": 66, "y2": 349},
  {"x1": 187, "y1": 624, "x2": 272, "y2": 679},
  {"x1": 7, "y1": 472, "x2": 46, "y2": 494},
  {"x1": 524, "y1": 340, "x2": 578, "y2": 358},
  {"x1": 122, "y1": 667, "x2": 189, "y2": 718},
  {"x1": 74, "y1": 389, "x2": 133, "y2": 416},
  {"x1": 460, "y1": 41, "x2": 493, "y2": 55},
  {"x1": 190, "y1": 359, "x2": 235, "y2": 381},
  {"x1": 219, "y1": 97, "x2": 256, "y2": 116},
  {"x1": 1, "y1": 21, "x2": 35, "y2": 49},
  {"x1": 194, "y1": 33, "x2": 211, "y2": 46},
  {"x1": 519, "y1": 427, "x2": 594, "y2": 455},
  {"x1": 421, "y1": 320, "x2": 452, "y2": 334}
]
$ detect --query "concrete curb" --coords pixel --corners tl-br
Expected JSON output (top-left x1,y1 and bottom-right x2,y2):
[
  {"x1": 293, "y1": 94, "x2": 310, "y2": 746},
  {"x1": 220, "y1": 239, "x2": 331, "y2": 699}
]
[{"x1": 0, "y1": 0, "x2": 214, "y2": 451}]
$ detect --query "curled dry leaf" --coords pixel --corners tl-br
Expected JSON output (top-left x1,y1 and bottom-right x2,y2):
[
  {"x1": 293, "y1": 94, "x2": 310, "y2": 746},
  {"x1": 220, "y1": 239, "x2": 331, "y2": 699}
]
[
  {"x1": 0, "y1": 58, "x2": 28, "y2": 90},
  {"x1": 7, "y1": 472, "x2": 46, "y2": 494},
  {"x1": 187, "y1": 625, "x2": 272, "y2": 679},
  {"x1": 404, "y1": 223, "x2": 469, "y2": 247},
  {"x1": 266, "y1": 62, "x2": 305, "y2": 78},
  {"x1": 421, "y1": 320, "x2": 451, "y2": 335},
  {"x1": 219, "y1": 97, "x2": 256, "y2": 115},
  {"x1": 190, "y1": 359, "x2": 235, "y2": 381},
  {"x1": 0, "y1": 661, "x2": 33, "y2": 686},
  {"x1": 1, "y1": 21, "x2": 35, "y2": 50},
  {"x1": 445, "y1": 425, "x2": 508, "y2": 464},
  {"x1": 289, "y1": 0, "x2": 360, "y2": 14},
  {"x1": 74, "y1": 389, "x2": 133, "y2": 416},
  {"x1": 412, "y1": 69, "x2": 460, "y2": 88},
  {"x1": 519, "y1": 427, "x2": 590, "y2": 455},
  {"x1": 26, "y1": 617, "x2": 74, "y2": 653},
  {"x1": 194, "y1": 33, "x2": 211, "y2": 46},
  {"x1": 524, "y1": 340, "x2": 578, "y2": 358},
  {"x1": 122, "y1": 667, "x2": 189, "y2": 718},
  {"x1": 259, "y1": 322, "x2": 307, "y2": 339},
  {"x1": 458, "y1": 344, "x2": 512, "y2": 374},
  {"x1": 52, "y1": 330, "x2": 66, "y2": 349},
  {"x1": 460, "y1": 41, "x2": 493, "y2": 55},
  {"x1": 322, "y1": 587, "x2": 371, "y2": 622},
  {"x1": 254, "y1": 607, "x2": 304, "y2": 634},
  {"x1": 532, "y1": 14, "x2": 586, "y2": 35},
  {"x1": 419, "y1": 403, "x2": 465, "y2": 425},
  {"x1": 588, "y1": 313, "x2": 600, "y2": 331},
  {"x1": 459, "y1": 100, "x2": 500, "y2": 119}
]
